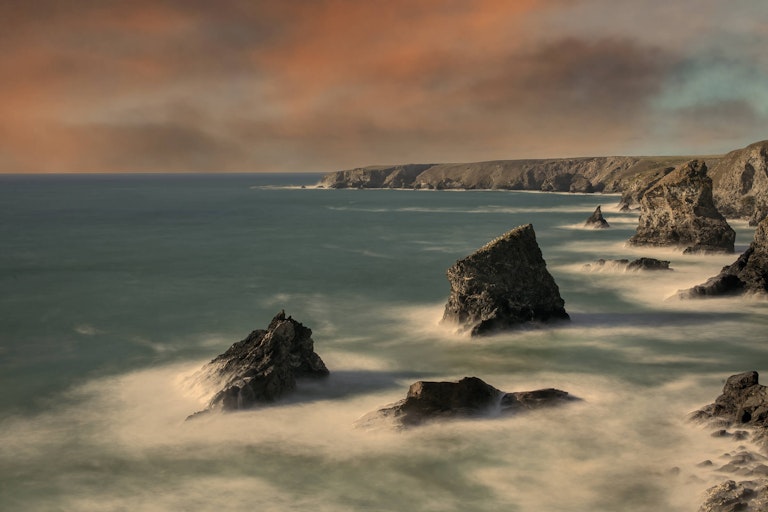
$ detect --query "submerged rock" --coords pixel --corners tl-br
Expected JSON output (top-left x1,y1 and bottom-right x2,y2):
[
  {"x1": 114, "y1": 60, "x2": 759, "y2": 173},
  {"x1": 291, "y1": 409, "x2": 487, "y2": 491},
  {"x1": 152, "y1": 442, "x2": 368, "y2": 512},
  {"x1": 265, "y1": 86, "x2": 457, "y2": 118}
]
[
  {"x1": 627, "y1": 160, "x2": 735, "y2": 254},
  {"x1": 679, "y1": 217, "x2": 768, "y2": 298},
  {"x1": 356, "y1": 376, "x2": 579, "y2": 428},
  {"x1": 584, "y1": 205, "x2": 610, "y2": 228},
  {"x1": 189, "y1": 311, "x2": 329, "y2": 416},
  {"x1": 442, "y1": 224, "x2": 569, "y2": 336},
  {"x1": 583, "y1": 257, "x2": 671, "y2": 271}
]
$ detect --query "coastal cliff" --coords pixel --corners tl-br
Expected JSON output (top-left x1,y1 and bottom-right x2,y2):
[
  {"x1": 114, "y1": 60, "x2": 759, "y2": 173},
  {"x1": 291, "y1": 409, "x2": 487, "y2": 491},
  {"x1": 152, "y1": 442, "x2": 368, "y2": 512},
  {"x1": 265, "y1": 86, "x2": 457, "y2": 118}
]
[{"x1": 709, "y1": 140, "x2": 768, "y2": 224}]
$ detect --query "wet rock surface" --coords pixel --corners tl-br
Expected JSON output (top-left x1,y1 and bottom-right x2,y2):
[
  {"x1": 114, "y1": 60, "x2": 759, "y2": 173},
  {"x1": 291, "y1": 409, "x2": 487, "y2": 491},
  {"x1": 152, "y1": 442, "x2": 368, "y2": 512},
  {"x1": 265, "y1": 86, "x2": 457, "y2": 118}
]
[
  {"x1": 442, "y1": 224, "x2": 569, "y2": 336},
  {"x1": 356, "y1": 376, "x2": 579, "y2": 428},
  {"x1": 627, "y1": 160, "x2": 735, "y2": 254},
  {"x1": 189, "y1": 311, "x2": 329, "y2": 416},
  {"x1": 584, "y1": 205, "x2": 610, "y2": 228},
  {"x1": 582, "y1": 257, "x2": 672, "y2": 272},
  {"x1": 679, "y1": 217, "x2": 768, "y2": 298}
]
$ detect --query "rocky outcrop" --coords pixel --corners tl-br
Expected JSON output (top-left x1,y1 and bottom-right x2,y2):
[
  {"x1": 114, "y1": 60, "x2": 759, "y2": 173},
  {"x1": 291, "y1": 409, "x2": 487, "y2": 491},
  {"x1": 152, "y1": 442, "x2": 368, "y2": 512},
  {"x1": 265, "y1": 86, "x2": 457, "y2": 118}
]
[
  {"x1": 189, "y1": 311, "x2": 329, "y2": 416},
  {"x1": 691, "y1": 372, "x2": 768, "y2": 512},
  {"x1": 584, "y1": 205, "x2": 609, "y2": 228},
  {"x1": 709, "y1": 140, "x2": 768, "y2": 222},
  {"x1": 442, "y1": 224, "x2": 569, "y2": 336},
  {"x1": 627, "y1": 160, "x2": 735, "y2": 254},
  {"x1": 582, "y1": 257, "x2": 671, "y2": 271},
  {"x1": 356, "y1": 376, "x2": 579, "y2": 428},
  {"x1": 679, "y1": 217, "x2": 768, "y2": 298},
  {"x1": 617, "y1": 166, "x2": 676, "y2": 211},
  {"x1": 318, "y1": 164, "x2": 434, "y2": 189}
]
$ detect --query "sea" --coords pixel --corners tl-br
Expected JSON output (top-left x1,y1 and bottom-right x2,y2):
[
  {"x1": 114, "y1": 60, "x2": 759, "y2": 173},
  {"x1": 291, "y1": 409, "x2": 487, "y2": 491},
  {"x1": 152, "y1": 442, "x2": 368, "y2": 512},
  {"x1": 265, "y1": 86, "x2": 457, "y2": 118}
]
[{"x1": 1, "y1": 172, "x2": 766, "y2": 511}]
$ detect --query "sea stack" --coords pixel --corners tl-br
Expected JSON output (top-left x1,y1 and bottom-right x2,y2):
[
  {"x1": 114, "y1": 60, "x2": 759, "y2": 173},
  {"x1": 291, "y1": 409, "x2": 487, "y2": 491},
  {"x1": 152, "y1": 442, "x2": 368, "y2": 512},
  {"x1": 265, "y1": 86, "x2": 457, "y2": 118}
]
[
  {"x1": 627, "y1": 160, "x2": 735, "y2": 254},
  {"x1": 356, "y1": 376, "x2": 579, "y2": 428},
  {"x1": 443, "y1": 224, "x2": 569, "y2": 336},
  {"x1": 678, "y1": 217, "x2": 768, "y2": 298},
  {"x1": 584, "y1": 205, "x2": 610, "y2": 228},
  {"x1": 189, "y1": 311, "x2": 329, "y2": 416}
]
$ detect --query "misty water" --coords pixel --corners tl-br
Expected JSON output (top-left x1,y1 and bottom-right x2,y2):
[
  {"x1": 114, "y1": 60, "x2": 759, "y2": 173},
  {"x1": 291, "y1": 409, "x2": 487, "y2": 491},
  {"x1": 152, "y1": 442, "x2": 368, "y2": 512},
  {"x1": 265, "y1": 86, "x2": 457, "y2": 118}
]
[{"x1": 1, "y1": 173, "x2": 766, "y2": 511}]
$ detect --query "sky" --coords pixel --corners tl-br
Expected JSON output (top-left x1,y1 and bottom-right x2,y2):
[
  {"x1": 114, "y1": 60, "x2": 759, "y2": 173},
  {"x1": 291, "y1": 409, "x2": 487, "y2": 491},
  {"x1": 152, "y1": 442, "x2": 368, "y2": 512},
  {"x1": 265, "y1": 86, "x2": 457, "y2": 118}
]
[{"x1": 1, "y1": 0, "x2": 767, "y2": 173}]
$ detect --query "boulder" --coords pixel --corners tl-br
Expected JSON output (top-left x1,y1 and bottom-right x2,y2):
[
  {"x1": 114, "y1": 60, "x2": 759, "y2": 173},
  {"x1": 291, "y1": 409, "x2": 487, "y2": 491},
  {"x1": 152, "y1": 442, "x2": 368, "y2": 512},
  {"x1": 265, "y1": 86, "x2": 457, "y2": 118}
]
[
  {"x1": 690, "y1": 371, "x2": 768, "y2": 429},
  {"x1": 189, "y1": 311, "x2": 329, "y2": 415},
  {"x1": 627, "y1": 160, "x2": 735, "y2": 254},
  {"x1": 584, "y1": 205, "x2": 610, "y2": 228},
  {"x1": 679, "y1": 217, "x2": 768, "y2": 298},
  {"x1": 442, "y1": 224, "x2": 569, "y2": 336},
  {"x1": 357, "y1": 376, "x2": 579, "y2": 428},
  {"x1": 699, "y1": 480, "x2": 768, "y2": 512}
]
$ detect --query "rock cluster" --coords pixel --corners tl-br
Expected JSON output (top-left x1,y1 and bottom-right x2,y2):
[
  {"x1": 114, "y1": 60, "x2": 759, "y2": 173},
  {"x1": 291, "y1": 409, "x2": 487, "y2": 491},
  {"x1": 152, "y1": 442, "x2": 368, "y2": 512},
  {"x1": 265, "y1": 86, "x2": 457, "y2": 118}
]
[
  {"x1": 442, "y1": 224, "x2": 569, "y2": 336},
  {"x1": 356, "y1": 376, "x2": 579, "y2": 428},
  {"x1": 582, "y1": 257, "x2": 671, "y2": 272},
  {"x1": 627, "y1": 160, "x2": 735, "y2": 254},
  {"x1": 190, "y1": 311, "x2": 329, "y2": 416},
  {"x1": 584, "y1": 205, "x2": 610, "y2": 228},
  {"x1": 679, "y1": 217, "x2": 768, "y2": 298}
]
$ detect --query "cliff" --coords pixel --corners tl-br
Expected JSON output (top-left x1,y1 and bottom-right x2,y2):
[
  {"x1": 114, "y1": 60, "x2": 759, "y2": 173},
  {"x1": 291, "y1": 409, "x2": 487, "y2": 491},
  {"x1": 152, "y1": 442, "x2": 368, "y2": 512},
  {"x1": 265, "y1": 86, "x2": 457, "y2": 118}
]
[{"x1": 709, "y1": 140, "x2": 768, "y2": 224}]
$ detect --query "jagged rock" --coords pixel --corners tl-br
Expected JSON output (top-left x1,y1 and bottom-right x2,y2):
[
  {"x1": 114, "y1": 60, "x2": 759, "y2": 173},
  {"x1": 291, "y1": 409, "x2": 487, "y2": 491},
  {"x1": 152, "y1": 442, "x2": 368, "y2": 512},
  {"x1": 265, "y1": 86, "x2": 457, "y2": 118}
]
[
  {"x1": 679, "y1": 217, "x2": 768, "y2": 298},
  {"x1": 616, "y1": 166, "x2": 676, "y2": 211},
  {"x1": 690, "y1": 371, "x2": 768, "y2": 430},
  {"x1": 699, "y1": 480, "x2": 768, "y2": 512},
  {"x1": 442, "y1": 224, "x2": 569, "y2": 336},
  {"x1": 710, "y1": 140, "x2": 768, "y2": 221},
  {"x1": 627, "y1": 160, "x2": 735, "y2": 254},
  {"x1": 356, "y1": 376, "x2": 579, "y2": 428},
  {"x1": 584, "y1": 205, "x2": 610, "y2": 228},
  {"x1": 189, "y1": 311, "x2": 329, "y2": 416},
  {"x1": 583, "y1": 257, "x2": 671, "y2": 271}
]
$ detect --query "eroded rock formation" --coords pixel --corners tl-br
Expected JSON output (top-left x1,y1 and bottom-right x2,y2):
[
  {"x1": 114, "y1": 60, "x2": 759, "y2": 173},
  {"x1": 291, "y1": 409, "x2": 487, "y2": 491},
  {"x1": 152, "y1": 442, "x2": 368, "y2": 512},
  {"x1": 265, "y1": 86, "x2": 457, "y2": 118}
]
[
  {"x1": 356, "y1": 376, "x2": 579, "y2": 428},
  {"x1": 584, "y1": 205, "x2": 610, "y2": 228},
  {"x1": 709, "y1": 140, "x2": 768, "y2": 223},
  {"x1": 442, "y1": 224, "x2": 569, "y2": 336},
  {"x1": 679, "y1": 217, "x2": 768, "y2": 298},
  {"x1": 627, "y1": 160, "x2": 735, "y2": 254},
  {"x1": 189, "y1": 311, "x2": 329, "y2": 416}
]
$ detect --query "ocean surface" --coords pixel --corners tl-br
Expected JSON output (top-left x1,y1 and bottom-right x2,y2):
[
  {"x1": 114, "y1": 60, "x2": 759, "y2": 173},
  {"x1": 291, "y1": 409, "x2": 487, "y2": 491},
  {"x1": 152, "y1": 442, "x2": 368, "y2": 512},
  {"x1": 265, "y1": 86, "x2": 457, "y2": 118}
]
[{"x1": 1, "y1": 172, "x2": 766, "y2": 511}]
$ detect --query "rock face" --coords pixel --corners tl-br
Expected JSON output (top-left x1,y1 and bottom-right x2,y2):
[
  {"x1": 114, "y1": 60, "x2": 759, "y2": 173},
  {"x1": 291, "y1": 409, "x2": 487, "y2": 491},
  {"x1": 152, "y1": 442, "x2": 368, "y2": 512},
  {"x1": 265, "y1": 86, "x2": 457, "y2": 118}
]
[
  {"x1": 627, "y1": 160, "x2": 735, "y2": 254},
  {"x1": 709, "y1": 140, "x2": 768, "y2": 223},
  {"x1": 679, "y1": 217, "x2": 768, "y2": 298},
  {"x1": 691, "y1": 372, "x2": 768, "y2": 512},
  {"x1": 584, "y1": 205, "x2": 610, "y2": 228},
  {"x1": 356, "y1": 376, "x2": 579, "y2": 428},
  {"x1": 191, "y1": 311, "x2": 329, "y2": 415},
  {"x1": 582, "y1": 257, "x2": 671, "y2": 271},
  {"x1": 443, "y1": 224, "x2": 569, "y2": 336}
]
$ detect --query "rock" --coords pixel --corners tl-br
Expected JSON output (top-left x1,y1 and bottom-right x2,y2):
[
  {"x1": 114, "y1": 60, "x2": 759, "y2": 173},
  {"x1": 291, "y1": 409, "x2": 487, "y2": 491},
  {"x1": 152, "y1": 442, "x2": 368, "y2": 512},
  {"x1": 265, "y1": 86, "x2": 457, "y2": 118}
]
[
  {"x1": 698, "y1": 480, "x2": 768, "y2": 512},
  {"x1": 442, "y1": 224, "x2": 569, "y2": 336},
  {"x1": 189, "y1": 311, "x2": 329, "y2": 415},
  {"x1": 627, "y1": 160, "x2": 735, "y2": 254},
  {"x1": 584, "y1": 205, "x2": 610, "y2": 228},
  {"x1": 317, "y1": 164, "x2": 433, "y2": 189},
  {"x1": 709, "y1": 140, "x2": 768, "y2": 221},
  {"x1": 582, "y1": 257, "x2": 671, "y2": 271},
  {"x1": 690, "y1": 371, "x2": 768, "y2": 429},
  {"x1": 357, "y1": 376, "x2": 579, "y2": 428},
  {"x1": 679, "y1": 217, "x2": 768, "y2": 298}
]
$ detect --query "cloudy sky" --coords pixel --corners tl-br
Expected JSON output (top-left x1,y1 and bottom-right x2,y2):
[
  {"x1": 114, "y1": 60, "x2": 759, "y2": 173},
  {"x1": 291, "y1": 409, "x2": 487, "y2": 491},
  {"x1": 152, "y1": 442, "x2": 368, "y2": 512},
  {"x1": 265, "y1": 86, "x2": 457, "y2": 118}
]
[{"x1": 2, "y1": 0, "x2": 766, "y2": 173}]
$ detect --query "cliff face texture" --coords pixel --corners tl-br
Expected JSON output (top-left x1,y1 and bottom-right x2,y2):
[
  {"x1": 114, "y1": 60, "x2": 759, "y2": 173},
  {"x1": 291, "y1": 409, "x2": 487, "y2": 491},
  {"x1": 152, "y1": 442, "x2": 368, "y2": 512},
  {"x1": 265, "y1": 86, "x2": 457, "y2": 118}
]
[
  {"x1": 442, "y1": 224, "x2": 569, "y2": 336},
  {"x1": 709, "y1": 140, "x2": 768, "y2": 224},
  {"x1": 627, "y1": 160, "x2": 735, "y2": 254}
]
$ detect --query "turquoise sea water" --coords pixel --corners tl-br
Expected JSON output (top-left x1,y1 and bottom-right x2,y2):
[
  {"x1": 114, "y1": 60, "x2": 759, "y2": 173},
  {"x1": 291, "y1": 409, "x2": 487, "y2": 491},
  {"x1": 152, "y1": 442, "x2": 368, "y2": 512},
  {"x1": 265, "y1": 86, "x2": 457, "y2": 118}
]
[{"x1": 1, "y1": 173, "x2": 766, "y2": 511}]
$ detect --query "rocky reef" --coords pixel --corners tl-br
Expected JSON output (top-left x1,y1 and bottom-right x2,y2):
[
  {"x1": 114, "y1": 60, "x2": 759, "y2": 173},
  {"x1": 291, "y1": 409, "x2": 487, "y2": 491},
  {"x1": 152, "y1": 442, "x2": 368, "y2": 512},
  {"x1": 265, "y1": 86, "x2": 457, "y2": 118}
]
[
  {"x1": 709, "y1": 140, "x2": 768, "y2": 224},
  {"x1": 582, "y1": 257, "x2": 671, "y2": 272},
  {"x1": 189, "y1": 311, "x2": 329, "y2": 416},
  {"x1": 679, "y1": 217, "x2": 768, "y2": 298},
  {"x1": 356, "y1": 376, "x2": 579, "y2": 428},
  {"x1": 584, "y1": 205, "x2": 610, "y2": 228},
  {"x1": 691, "y1": 372, "x2": 768, "y2": 512},
  {"x1": 627, "y1": 160, "x2": 735, "y2": 254},
  {"x1": 442, "y1": 224, "x2": 569, "y2": 336}
]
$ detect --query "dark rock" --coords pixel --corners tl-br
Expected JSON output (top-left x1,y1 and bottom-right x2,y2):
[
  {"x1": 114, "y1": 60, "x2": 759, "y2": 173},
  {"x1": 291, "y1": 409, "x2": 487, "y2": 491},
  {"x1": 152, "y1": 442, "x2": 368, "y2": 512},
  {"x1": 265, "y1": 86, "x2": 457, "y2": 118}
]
[
  {"x1": 698, "y1": 480, "x2": 768, "y2": 512},
  {"x1": 357, "y1": 376, "x2": 579, "y2": 428},
  {"x1": 691, "y1": 372, "x2": 768, "y2": 430},
  {"x1": 442, "y1": 224, "x2": 569, "y2": 336},
  {"x1": 189, "y1": 311, "x2": 329, "y2": 415},
  {"x1": 584, "y1": 205, "x2": 610, "y2": 228},
  {"x1": 582, "y1": 257, "x2": 671, "y2": 272},
  {"x1": 627, "y1": 160, "x2": 735, "y2": 254},
  {"x1": 679, "y1": 217, "x2": 768, "y2": 298}
]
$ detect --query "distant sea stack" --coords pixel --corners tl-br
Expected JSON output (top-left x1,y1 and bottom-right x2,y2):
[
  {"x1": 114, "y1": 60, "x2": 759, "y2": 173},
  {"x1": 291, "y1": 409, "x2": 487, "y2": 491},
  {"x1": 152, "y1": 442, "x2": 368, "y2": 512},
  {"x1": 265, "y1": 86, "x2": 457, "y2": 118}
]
[
  {"x1": 709, "y1": 140, "x2": 768, "y2": 225},
  {"x1": 189, "y1": 311, "x2": 329, "y2": 417},
  {"x1": 443, "y1": 224, "x2": 569, "y2": 336},
  {"x1": 678, "y1": 217, "x2": 768, "y2": 298},
  {"x1": 627, "y1": 160, "x2": 735, "y2": 254},
  {"x1": 584, "y1": 205, "x2": 610, "y2": 228},
  {"x1": 356, "y1": 376, "x2": 579, "y2": 428}
]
